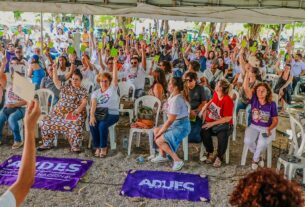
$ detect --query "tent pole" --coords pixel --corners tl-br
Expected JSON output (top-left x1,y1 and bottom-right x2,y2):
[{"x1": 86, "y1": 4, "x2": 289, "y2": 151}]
[
  {"x1": 278, "y1": 24, "x2": 283, "y2": 51},
  {"x1": 40, "y1": 12, "x2": 43, "y2": 53},
  {"x1": 89, "y1": 15, "x2": 94, "y2": 56}
]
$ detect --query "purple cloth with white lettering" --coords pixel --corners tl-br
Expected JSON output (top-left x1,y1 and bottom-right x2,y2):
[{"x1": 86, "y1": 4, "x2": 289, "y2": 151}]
[
  {"x1": 250, "y1": 94, "x2": 278, "y2": 127},
  {"x1": 120, "y1": 170, "x2": 210, "y2": 202},
  {"x1": 0, "y1": 155, "x2": 93, "y2": 191}
]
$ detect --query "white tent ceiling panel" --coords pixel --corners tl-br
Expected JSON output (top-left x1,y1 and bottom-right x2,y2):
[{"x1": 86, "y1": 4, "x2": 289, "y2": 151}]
[{"x1": 0, "y1": 1, "x2": 305, "y2": 24}]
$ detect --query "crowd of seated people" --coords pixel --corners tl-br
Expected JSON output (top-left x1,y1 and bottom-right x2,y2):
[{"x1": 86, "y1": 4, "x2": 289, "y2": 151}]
[{"x1": 1, "y1": 24, "x2": 305, "y2": 172}]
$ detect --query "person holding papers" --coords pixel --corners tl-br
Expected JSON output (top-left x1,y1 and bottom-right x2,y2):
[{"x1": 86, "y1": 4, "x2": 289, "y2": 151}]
[
  {"x1": 38, "y1": 68, "x2": 88, "y2": 153},
  {"x1": 0, "y1": 71, "x2": 27, "y2": 149}
]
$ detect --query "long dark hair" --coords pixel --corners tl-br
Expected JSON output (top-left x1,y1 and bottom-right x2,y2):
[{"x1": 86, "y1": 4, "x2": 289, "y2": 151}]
[
  {"x1": 171, "y1": 77, "x2": 189, "y2": 102},
  {"x1": 151, "y1": 69, "x2": 167, "y2": 93}
]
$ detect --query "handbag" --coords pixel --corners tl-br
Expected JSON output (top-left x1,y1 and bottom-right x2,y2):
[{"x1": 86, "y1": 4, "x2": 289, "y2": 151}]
[
  {"x1": 95, "y1": 107, "x2": 108, "y2": 121},
  {"x1": 211, "y1": 123, "x2": 231, "y2": 134}
]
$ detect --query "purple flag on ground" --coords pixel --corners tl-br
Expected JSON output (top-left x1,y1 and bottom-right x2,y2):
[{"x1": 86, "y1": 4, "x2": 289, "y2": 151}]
[
  {"x1": 0, "y1": 155, "x2": 93, "y2": 192},
  {"x1": 120, "y1": 170, "x2": 210, "y2": 202}
]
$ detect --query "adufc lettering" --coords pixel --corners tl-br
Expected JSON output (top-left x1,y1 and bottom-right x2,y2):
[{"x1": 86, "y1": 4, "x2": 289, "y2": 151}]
[
  {"x1": 121, "y1": 170, "x2": 210, "y2": 202},
  {"x1": 139, "y1": 179, "x2": 194, "y2": 191}
]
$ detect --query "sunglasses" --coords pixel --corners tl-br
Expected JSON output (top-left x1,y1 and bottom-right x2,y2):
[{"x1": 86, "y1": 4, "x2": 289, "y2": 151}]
[{"x1": 131, "y1": 62, "x2": 138, "y2": 65}]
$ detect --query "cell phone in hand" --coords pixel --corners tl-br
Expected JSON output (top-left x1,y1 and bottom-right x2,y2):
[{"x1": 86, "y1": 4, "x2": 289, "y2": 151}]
[{"x1": 261, "y1": 132, "x2": 268, "y2": 138}]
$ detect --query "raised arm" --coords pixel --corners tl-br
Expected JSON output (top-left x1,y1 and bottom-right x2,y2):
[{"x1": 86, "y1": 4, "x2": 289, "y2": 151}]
[
  {"x1": 141, "y1": 41, "x2": 147, "y2": 71},
  {"x1": 243, "y1": 72, "x2": 253, "y2": 100},
  {"x1": 9, "y1": 100, "x2": 41, "y2": 207},
  {"x1": 52, "y1": 64, "x2": 62, "y2": 90},
  {"x1": 112, "y1": 57, "x2": 118, "y2": 86}
]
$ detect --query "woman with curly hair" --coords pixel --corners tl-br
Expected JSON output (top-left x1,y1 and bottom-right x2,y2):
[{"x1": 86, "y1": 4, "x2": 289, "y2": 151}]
[
  {"x1": 230, "y1": 168, "x2": 304, "y2": 207},
  {"x1": 243, "y1": 72, "x2": 278, "y2": 170}
]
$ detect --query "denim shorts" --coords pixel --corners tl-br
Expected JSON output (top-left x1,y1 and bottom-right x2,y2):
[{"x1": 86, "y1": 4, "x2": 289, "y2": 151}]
[{"x1": 163, "y1": 117, "x2": 191, "y2": 152}]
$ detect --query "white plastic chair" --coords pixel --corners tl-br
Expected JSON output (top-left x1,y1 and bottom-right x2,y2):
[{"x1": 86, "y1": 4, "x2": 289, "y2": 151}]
[
  {"x1": 88, "y1": 123, "x2": 117, "y2": 150},
  {"x1": 240, "y1": 94, "x2": 278, "y2": 168},
  {"x1": 35, "y1": 89, "x2": 55, "y2": 138},
  {"x1": 118, "y1": 81, "x2": 136, "y2": 123},
  {"x1": 145, "y1": 75, "x2": 154, "y2": 87},
  {"x1": 199, "y1": 92, "x2": 239, "y2": 164},
  {"x1": 265, "y1": 74, "x2": 279, "y2": 90},
  {"x1": 128, "y1": 95, "x2": 161, "y2": 157},
  {"x1": 81, "y1": 80, "x2": 95, "y2": 94},
  {"x1": 277, "y1": 114, "x2": 305, "y2": 184}
]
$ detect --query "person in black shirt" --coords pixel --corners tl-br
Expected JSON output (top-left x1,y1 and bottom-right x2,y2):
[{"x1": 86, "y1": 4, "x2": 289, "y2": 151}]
[{"x1": 184, "y1": 72, "x2": 207, "y2": 143}]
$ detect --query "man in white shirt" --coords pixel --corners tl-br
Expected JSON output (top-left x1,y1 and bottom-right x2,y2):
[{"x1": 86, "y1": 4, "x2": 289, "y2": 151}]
[{"x1": 0, "y1": 100, "x2": 41, "y2": 207}]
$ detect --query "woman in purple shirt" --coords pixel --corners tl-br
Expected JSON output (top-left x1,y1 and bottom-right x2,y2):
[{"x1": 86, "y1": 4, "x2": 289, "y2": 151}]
[{"x1": 243, "y1": 72, "x2": 278, "y2": 170}]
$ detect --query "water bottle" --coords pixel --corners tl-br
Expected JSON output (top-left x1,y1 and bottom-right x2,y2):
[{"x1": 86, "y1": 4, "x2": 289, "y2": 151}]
[{"x1": 123, "y1": 136, "x2": 128, "y2": 149}]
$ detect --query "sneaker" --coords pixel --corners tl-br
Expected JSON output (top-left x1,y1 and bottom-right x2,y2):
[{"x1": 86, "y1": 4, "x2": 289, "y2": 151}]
[
  {"x1": 252, "y1": 161, "x2": 258, "y2": 170},
  {"x1": 172, "y1": 161, "x2": 184, "y2": 171},
  {"x1": 151, "y1": 154, "x2": 169, "y2": 163},
  {"x1": 258, "y1": 159, "x2": 264, "y2": 168},
  {"x1": 213, "y1": 157, "x2": 222, "y2": 168},
  {"x1": 12, "y1": 142, "x2": 23, "y2": 149}
]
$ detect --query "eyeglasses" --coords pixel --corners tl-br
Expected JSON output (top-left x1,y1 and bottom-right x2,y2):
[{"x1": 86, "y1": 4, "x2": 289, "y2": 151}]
[
  {"x1": 101, "y1": 80, "x2": 109, "y2": 83},
  {"x1": 131, "y1": 62, "x2": 138, "y2": 65},
  {"x1": 108, "y1": 62, "x2": 113, "y2": 64},
  {"x1": 72, "y1": 78, "x2": 80, "y2": 81},
  {"x1": 184, "y1": 79, "x2": 193, "y2": 83},
  {"x1": 15, "y1": 51, "x2": 21, "y2": 54}
]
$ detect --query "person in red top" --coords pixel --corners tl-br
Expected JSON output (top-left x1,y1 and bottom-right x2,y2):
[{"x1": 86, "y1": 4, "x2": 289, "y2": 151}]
[{"x1": 199, "y1": 79, "x2": 234, "y2": 167}]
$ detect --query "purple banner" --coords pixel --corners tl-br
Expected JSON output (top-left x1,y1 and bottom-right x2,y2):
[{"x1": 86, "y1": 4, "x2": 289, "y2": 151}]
[
  {"x1": 120, "y1": 170, "x2": 210, "y2": 202},
  {"x1": 0, "y1": 155, "x2": 93, "y2": 192}
]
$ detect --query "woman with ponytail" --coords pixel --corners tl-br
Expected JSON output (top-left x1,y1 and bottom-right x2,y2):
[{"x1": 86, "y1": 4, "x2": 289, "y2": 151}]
[{"x1": 152, "y1": 77, "x2": 190, "y2": 171}]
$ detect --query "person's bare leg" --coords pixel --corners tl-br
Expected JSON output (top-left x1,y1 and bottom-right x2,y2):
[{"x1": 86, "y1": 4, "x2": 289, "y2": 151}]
[{"x1": 156, "y1": 136, "x2": 181, "y2": 162}]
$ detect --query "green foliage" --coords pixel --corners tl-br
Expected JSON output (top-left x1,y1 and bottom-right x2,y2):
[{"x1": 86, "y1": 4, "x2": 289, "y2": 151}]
[{"x1": 13, "y1": 11, "x2": 23, "y2": 21}]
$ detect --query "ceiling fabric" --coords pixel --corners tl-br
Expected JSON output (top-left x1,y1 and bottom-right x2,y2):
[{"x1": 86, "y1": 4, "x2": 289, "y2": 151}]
[{"x1": 0, "y1": 1, "x2": 305, "y2": 24}]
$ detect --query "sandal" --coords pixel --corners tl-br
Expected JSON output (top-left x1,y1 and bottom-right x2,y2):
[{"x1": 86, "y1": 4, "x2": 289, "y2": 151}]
[
  {"x1": 94, "y1": 149, "x2": 100, "y2": 157},
  {"x1": 213, "y1": 157, "x2": 222, "y2": 168},
  {"x1": 71, "y1": 148, "x2": 82, "y2": 153},
  {"x1": 99, "y1": 148, "x2": 108, "y2": 158},
  {"x1": 205, "y1": 153, "x2": 215, "y2": 164},
  {"x1": 37, "y1": 145, "x2": 52, "y2": 151}
]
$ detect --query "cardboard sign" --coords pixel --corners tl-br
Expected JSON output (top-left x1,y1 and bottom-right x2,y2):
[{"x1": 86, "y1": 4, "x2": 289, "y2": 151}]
[
  {"x1": 280, "y1": 50, "x2": 285, "y2": 56},
  {"x1": 48, "y1": 42, "x2": 54, "y2": 48},
  {"x1": 241, "y1": 40, "x2": 247, "y2": 48},
  {"x1": 187, "y1": 34, "x2": 192, "y2": 43},
  {"x1": 0, "y1": 31, "x2": 3, "y2": 37},
  {"x1": 110, "y1": 48, "x2": 118, "y2": 57},
  {"x1": 67, "y1": 46, "x2": 75, "y2": 54},
  {"x1": 119, "y1": 41, "x2": 124, "y2": 47},
  {"x1": 98, "y1": 42, "x2": 103, "y2": 49},
  {"x1": 153, "y1": 55, "x2": 160, "y2": 62},
  {"x1": 139, "y1": 34, "x2": 144, "y2": 41},
  {"x1": 80, "y1": 44, "x2": 86, "y2": 52},
  {"x1": 13, "y1": 73, "x2": 35, "y2": 102}
]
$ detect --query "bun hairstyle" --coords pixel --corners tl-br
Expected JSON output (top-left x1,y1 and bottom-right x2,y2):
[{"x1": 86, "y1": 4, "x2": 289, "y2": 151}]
[{"x1": 73, "y1": 69, "x2": 83, "y2": 80}]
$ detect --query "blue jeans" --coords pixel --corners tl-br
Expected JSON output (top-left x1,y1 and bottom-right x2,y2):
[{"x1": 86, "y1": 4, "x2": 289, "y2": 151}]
[
  {"x1": 236, "y1": 100, "x2": 251, "y2": 126},
  {"x1": 188, "y1": 117, "x2": 203, "y2": 143},
  {"x1": 89, "y1": 114, "x2": 119, "y2": 148},
  {"x1": 0, "y1": 107, "x2": 25, "y2": 142}
]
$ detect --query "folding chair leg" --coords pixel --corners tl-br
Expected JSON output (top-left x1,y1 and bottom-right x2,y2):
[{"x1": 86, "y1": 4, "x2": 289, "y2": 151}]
[
  {"x1": 88, "y1": 133, "x2": 92, "y2": 149},
  {"x1": 200, "y1": 143, "x2": 206, "y2": 160},
  {"x1": 109, "y1": 125, "x2": 117, "y2": 150},
  {"x1": 136, "y1": 133, "x2": 141, "y2": 147},
  {"x1": 241, "y1": 145, "x2": 248, "y2": 165},
  {"x1": 225, "y1": 140, "x2": 229, "y2": 164},
  {"x1": 148, "y1": 131, "x2": 155, "y2": 157},
  {"x1": 267, "y1": 143, "x2": 272, "y2": 168},
  {"x1": 128, "y1": 130, "x2": 134, "y2": 156},
  {"x1": 182, "y1": 137, "x2": 188, "y2": 161}
]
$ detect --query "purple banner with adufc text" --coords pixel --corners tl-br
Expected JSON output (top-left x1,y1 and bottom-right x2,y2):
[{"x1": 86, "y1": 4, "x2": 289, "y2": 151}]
[
  {"x1": 120, "y1": 170, "x2": 210, "y2": 202},
  {"x1": 0, "y1": 155, "x2": 93, "y2": 192}
]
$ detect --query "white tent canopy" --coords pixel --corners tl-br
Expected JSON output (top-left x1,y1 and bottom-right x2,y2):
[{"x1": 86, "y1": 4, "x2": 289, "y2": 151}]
[{"x1": 0, "y1": 0, "x2": 305, "y2": 24}]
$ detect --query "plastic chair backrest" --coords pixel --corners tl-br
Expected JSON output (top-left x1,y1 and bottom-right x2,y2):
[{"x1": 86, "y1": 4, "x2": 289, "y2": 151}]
[
  {"x1": 35, "y1": 88, "x2": 55, "y2": 114},
  {"x1": 118, "y1": 81, "x2": 136, "y2": 101},
  {"x1": 135, "y1": 95, "x2": 161, "y2": 127},
  {"x1": 81, "y1": 80, "x2": 95, "y2": 94},
  {"x1": 272, "y1": 93, "x2": 279, "y2": 107},
  {"x1": 289, "y1": 114, "x2": 305, "y2": 157},
  {"x1": 146, "y1": 58, "x2": 152, "y2": 74}
]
